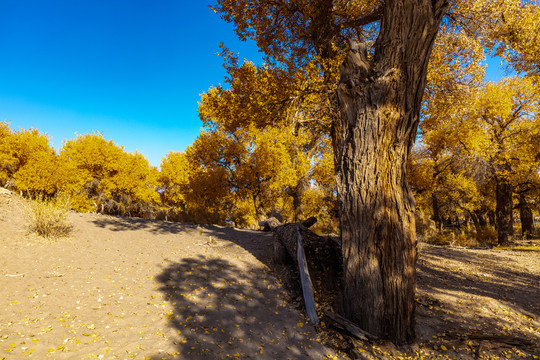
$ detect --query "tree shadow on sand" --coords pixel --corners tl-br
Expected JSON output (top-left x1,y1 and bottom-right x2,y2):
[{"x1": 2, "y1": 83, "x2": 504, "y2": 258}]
[
  {"x1": 91, "y1": 217, "x2": 274, "y2": 263},
  {"x1": 418, "y1": 246, "x2": 540, "y2": 316},
  {"x1": 91, "y1": 216, "x2": 200, "y2": 235},
  {"x1": 415, "y1": 245, "x2": 540, "y2": 356},
  {"x1": 90, "y1": 214, "x2": 540, "y2": 356},
  {"x1": 147, "y1": 256, "x2": 331, "y2": 360}
]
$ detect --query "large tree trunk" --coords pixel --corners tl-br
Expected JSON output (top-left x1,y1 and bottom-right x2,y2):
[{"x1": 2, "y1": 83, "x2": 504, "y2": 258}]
[
  {"x1": 518, "y1": 194, "x2": 534, "y2": 239},
  {"x1": 334, "y1": 0, "x2": 447, "y2": 344},
  {"x1": 495, "y1": 178, "x2": 514, "y2": 245}
]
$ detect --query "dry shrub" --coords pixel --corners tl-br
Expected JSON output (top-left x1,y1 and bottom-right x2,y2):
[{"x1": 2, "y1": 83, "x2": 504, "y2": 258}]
[
  {"x1": 155, "y1": 207, "x2": 185, "y2": 222},
  {"x1": 415, "y1": 211, "x2": 438, "y2": 243},
  {"x1": 452, "y1": 230, "x2": 479, "y2": 247},
  {"x1": 425, "y1": 228, "x2": 493, "y2": 247},
  {"x1": 427, "y1": 231, "x2": 452, "y2": 245},
  {"x1": 25, "y1": 194, "x2": 72, "y2": 238},
  {"x1": 475, "y1": 226, "x2": 498, "y2": 246}
]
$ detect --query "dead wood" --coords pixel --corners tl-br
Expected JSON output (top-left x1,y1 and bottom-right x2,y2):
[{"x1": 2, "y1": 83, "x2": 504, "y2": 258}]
[
  {"x1": 273, "y1": 222, "x2": 343, "y2": 319},
  {"x1": 466, "y1": 334, "x2": 534, "y2": 347},
  {"x1": 301, "y1": 216, "x2": 317, "y2": 228},
  {"x1": 297, "y1": 229, "x2": 319, "y2": 324},
  {"x1": 258, "y1": 217, "x2": 282, "y2": 231},
  {"x1": 324, "y1": 311, "x2": 376, "y2": 341}
]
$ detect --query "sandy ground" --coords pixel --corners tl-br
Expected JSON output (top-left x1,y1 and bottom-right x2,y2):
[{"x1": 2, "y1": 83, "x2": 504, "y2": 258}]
[
  {"x1": 413, "y1": 243, "x2": 540, "y2": 359},
  {"x1": 1, "y1": 187, "x2": 539, "y2": 359},
  {"x1": 0, "y1": 189, "x2": 337, "y2": 359}
]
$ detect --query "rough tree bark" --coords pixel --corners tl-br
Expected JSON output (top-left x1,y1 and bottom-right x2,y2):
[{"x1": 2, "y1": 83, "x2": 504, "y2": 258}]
[
  {"x1": 495, "y1": 178, "x2": 514, "y2": 245},
  {"x1": 334, "y1": 0, "x2": 448, "y2": 344}
]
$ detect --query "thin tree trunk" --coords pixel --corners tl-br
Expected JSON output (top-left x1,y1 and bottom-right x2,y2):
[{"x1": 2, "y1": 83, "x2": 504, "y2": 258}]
[
  {"x1": 468, "y1": 209, "x2": 492, "y2": 242},
  {"x1": 432, "y1": 194, "x2": 443, "y2": 231},
  {"x1": 518, "y1": 194, "x2": 534, "y2": 239},
  {"x1": 495, "y1": 178, "x2": 514, "y2": 245},
  {"x1": 478, "y1": 210, "x2": 489, "y2": 228},
  {"x1": 252, "y1": 193, "x2": 264, "y2": 220},
  {"x1": 468, "y1": 210, "x2": 482, "y2": 234},
  {"x1": 291, "y1": 180, "x2": 306, "y2": 222},
  {"x1": 334, "y1": 0, "x2": 447, "y2": 344},
  {"x1": 487, "y1": 210, "x2": 496, "y2": 227}
]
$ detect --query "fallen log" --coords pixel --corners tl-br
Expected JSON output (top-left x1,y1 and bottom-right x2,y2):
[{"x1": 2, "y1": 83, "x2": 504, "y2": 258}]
[
  {"x1": 273, "y1": 222, "x2": 341, "y2": 276},
  {"x1": 300, "y1": 216, "x2": 317, "y2": 228},
  {"x1": 262, "y1": 215, "x2": 316, "y2": 233},
  {"x1": 324, "y1": 311, "x2": 375, "y2": 341},
  {"x1": 272, "y1": 220, "x2": 342, "y2": 324}
]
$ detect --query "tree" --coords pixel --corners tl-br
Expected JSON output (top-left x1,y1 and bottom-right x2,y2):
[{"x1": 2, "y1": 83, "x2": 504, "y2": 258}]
[
  {"x1": 465, "y1": 78, "x2": 539, "y2": 244},
  {"x1": 60, "y1": 133, "x2": 159, "y2": 215},
  {"x1": 333, "y1": 4, "x2": 449, "y2": 342},
  {"x1": 0, "y1": 122, "x2": 60, "y2": 196},
  {"x1": 177, "y1": 123, "x2": 320, "y2": 226},
  {"x1": 214, "y1": 0, "x2": 448, "y2": 342},
  {"x1": 481, "y1": 0, "x2": 540, "y2": 81},
  {"x1": 13, "y1": 150, "x2": 60, "y2": 197},
  {"x1": 413, "y1": 76, "x2": 540, "y2": 244},
  {"x1": 112, "y1": 151, "x2": 160, "y2": 217},
  {"x1": 197, "y1": 58, "x2": 329, "y2": 225},
  {"x1": 213, "y1": 0, "x2": 538, "y2": 343},
  {"x1": 159, "y1": 151, "x2": 192, "y2": 209},
  {"x1": 0, "y1": 122, "x2": 12, "y2": 186},
  {"x1": 409, "y1": 28, "x2": 488, "y2": 236}
]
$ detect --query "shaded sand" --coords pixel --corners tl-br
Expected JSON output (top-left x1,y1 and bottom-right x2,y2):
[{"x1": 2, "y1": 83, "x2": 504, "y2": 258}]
[
  {"x1": 412, "y1": 242, "x2": 540, "y2": 359},
  {"x1": 0, "y1": 190, "x2": 337, "y2": 359}
]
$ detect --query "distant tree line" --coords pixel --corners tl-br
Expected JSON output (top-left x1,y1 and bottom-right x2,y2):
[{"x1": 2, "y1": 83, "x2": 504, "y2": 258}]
[{"x1": 0, "y1": 121, "x2": 337, "y2": 232}]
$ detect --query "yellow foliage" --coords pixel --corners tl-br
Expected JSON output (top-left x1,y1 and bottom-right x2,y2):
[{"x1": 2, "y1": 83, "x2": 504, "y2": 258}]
[
  {"x1": 198, "y1": 56, "x2": 295, "y2": 132},
  {"x1": 60, "y1": 132, "x2": 125, "y2": 195},
  {"x1": 467, "y1": 77, "x2": 539, "y2": 182},
  {"x1": 159, "y1": 151, "x2": 191, "y2": 207},
  {"x1": 0, "y1": 122, "x2": 60, "y2": 196},
  {"x1": 413, "y1": 73, "x2": 538, "y2": 239},
  {"x1": 14, "y1": 151, "x2": 60, "y2": 196},
  {"x1": 193, "y1": 55, "x2": 334, "y2": 226},
  {"x1": 59, "y1": 132, "x2": 158, "y2": 215},
  {"x1": 311, "y1": 143, "x2": 335, "y2": 193}
]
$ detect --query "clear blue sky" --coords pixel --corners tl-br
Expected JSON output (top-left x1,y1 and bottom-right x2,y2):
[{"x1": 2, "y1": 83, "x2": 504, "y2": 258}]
[
  {"x1": 1, "y1": 1, "x2": 504, "y2": 167},
  {"x1": 0, "y1": 0, "x2": 263, "y2": 166}
]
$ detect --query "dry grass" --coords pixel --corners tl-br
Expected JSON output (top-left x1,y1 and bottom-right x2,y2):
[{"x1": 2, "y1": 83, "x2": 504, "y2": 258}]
[{"x1": 24, "y1": 194, "x2": 72, "y2": 238}]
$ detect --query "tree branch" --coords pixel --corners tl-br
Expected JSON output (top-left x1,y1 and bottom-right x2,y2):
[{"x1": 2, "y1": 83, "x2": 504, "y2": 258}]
[{"x1": 338, "y1": 6, "x2": 383, "y2": 29}]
